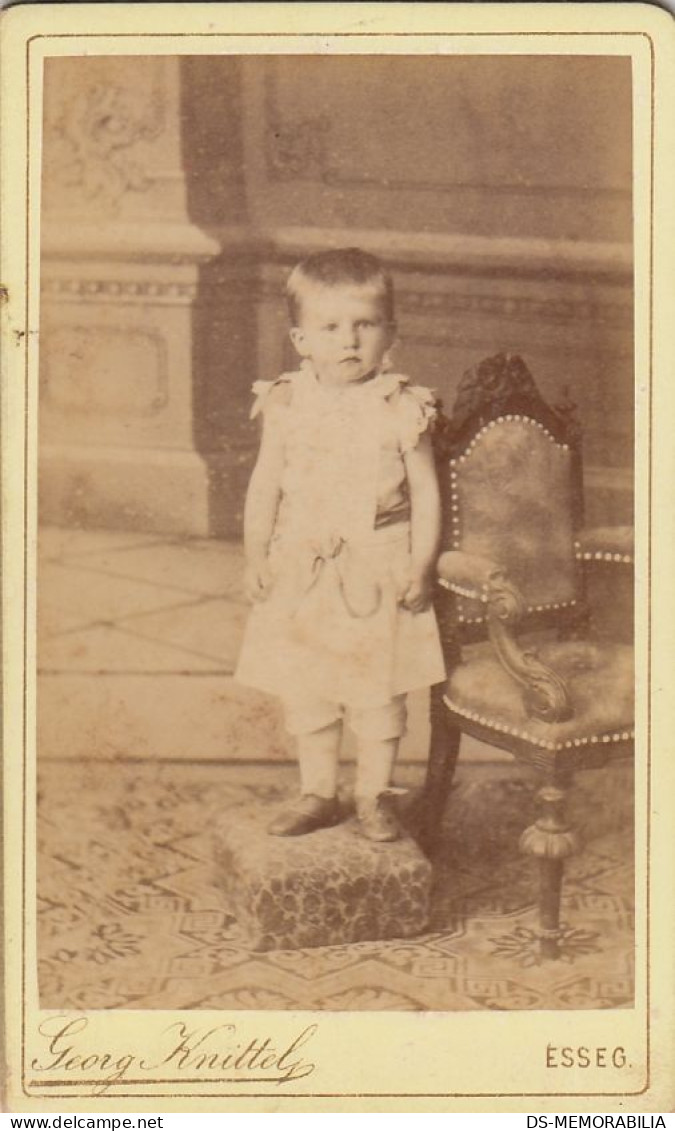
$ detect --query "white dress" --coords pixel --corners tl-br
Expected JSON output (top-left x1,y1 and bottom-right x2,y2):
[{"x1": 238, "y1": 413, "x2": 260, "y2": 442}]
[{"x1": 235, "y1": 363, "x2": 446, "y2": 709}]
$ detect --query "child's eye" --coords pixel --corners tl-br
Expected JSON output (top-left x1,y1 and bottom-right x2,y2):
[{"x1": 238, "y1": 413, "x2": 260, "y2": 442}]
[{"x1": 323, "y1": 323, "x2": 338, "y2": 331}]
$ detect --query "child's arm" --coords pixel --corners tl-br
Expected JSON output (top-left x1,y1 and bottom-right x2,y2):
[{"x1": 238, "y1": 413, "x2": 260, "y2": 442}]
[
  {"x1": 243, "y1": 392, "x2": 286, "y2": 601},
  {"x1": 400, "y1": 431, "x2": 441, "y2": 612}
]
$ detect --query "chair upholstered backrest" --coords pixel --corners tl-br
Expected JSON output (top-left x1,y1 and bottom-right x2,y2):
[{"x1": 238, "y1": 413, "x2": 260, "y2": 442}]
[{"x1": 435, "y1": 354, "x2": 583, "y2": 632}]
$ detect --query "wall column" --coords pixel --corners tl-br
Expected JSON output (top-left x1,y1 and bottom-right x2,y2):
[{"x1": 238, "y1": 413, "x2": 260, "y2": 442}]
[{"x1": 39, "y1": 55, "x2": 250, "y2": 536}]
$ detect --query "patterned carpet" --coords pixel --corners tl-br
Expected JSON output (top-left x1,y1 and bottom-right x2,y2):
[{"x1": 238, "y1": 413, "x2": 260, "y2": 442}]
[{"x1": 37, "y1": 759, "x2": 634, "y2": 1012}]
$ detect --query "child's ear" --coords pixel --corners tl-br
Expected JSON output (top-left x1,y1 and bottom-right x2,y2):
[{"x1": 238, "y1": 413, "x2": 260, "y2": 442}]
[{"x1": 289, "y1": 327, "x2": 308, "y2": 357}]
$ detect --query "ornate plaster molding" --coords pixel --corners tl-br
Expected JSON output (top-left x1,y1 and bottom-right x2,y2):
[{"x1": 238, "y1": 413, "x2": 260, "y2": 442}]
[
  {"x1": 41, "y1": 277, "x2": 203, "y2": 305},
  {"x1": 43, "y1": 62, "x2": 167, "y2": 210},
  {"x1": 397, "y1": 289, "x2": 631, "y2": 327},
  {"x1": 41, "y1": 270, "x2": 633, "y2": 332}
]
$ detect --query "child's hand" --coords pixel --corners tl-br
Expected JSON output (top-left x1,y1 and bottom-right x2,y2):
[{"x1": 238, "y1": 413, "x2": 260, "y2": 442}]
[
  {"x1": 244, "y1": 558, "x2": 274, "y2": 602},
  {"x1": 398, "y1": 569, "x2": 434, "y2": 613}
]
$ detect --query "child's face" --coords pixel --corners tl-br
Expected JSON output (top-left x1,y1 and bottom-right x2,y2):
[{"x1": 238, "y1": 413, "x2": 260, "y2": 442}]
[{"x1": 290, "y1": 283, "x2": 395, "y2": 385}]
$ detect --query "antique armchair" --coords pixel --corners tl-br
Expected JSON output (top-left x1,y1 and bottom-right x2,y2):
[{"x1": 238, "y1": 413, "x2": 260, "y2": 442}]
[{"x1": 419, "y1": 354, "x2": 634, "y2": 959}]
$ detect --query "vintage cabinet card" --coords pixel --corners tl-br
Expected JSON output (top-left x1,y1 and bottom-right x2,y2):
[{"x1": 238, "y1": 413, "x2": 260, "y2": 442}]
[{"x1": 1, "y1": 1, "x2": 674, "y2": 1114}]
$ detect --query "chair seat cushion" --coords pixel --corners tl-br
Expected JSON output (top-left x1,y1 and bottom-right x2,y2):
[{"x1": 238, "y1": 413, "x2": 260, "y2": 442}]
[{"x1": 446, "y1": 639, "x2": 633, "y2": 752}]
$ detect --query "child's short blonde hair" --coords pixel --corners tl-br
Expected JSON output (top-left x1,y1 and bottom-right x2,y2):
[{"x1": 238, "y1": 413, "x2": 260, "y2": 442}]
[{"x1": 286, "y1": 247, "x2": 395, "y2": 326}]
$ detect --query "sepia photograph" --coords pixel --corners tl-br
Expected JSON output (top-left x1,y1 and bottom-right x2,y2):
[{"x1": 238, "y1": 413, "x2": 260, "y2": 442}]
[
  {"x1": 3, "y1": 0, "x2": 674, "y2": 1111},
  {"x1": 36, "y1": 46, "x2": 635, "y2": 1012}
]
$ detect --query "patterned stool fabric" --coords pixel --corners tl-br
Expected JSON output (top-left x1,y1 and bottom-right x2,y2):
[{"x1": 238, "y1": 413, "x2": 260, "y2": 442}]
[{"x1": 214, "y1": 809, "x2": 432, "y2": 951}]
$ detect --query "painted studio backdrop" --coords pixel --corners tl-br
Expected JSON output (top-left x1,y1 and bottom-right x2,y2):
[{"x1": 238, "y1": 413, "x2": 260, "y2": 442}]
[{"x1": 36, "y1": 54, "x2": 635, "y2": 1010}]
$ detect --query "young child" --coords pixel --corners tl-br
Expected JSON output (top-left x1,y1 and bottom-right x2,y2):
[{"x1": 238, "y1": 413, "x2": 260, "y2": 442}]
[{"x1": 235, "y1": 247, "x2": 445, "y2": 842}]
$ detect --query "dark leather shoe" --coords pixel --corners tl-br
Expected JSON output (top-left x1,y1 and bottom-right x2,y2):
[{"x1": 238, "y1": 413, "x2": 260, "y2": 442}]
[
  {"x1": 356, "y1": 793, "x2": 401, "y2": 842},
  {"x1": 267, "y1": 794, "x2": 340, "y2": 837}
]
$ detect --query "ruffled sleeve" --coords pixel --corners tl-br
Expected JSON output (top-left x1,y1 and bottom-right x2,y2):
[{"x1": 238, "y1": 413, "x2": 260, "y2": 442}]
[
  {"x1": 396, "y1": 383, "x2": 438, "y2": 452},
  {"x1": 250, "y1": 374, "x2": 293, "y2": 420}
]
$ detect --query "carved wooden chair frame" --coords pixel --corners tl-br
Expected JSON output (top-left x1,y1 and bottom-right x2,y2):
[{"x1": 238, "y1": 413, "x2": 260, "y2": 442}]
[{"x1": 418, "y1": 353, "x2": 634, "y2": 960}]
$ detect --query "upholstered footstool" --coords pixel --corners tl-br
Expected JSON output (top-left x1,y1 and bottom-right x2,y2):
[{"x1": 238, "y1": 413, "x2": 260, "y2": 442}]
[{"x1": 213, "y1": 807, "x2": 432, "y2": 951}]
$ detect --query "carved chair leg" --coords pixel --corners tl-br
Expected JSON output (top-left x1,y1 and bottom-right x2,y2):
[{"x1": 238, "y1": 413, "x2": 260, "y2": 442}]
[
  {"x1": 519, "y1": 774, "x2": 579, "y2": 959},
  {"x1": 416, "y1": 684, "x2": 462, "y2": 856}
]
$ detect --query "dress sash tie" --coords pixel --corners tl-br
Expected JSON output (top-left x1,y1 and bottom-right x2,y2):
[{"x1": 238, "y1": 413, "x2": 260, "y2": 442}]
[{"x1": 299, "y1": 534, "x2": 382, "y2": 619}]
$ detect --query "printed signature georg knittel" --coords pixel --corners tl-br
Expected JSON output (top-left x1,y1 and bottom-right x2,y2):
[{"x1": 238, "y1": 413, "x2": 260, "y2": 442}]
[{"x1": 31, "y1": 1016, "x2": 318, "y2": 1090}]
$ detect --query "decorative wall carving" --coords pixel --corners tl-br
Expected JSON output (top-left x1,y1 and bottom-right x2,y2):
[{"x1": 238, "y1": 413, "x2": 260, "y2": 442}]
[
  {"x1": 397, "y1": 289, "x2": 632, "y2": 328},
  {"x1": 41, "y1": 326, "x2": 168, "y2": 418},
  {"x1": 42, "y1": 277, "x2": 203, "y2": 305},
  {"x1": 40, "y1": 273, "x2": 633, "y2": 331},
  {"x1": 43, "y1": 62, "x2": 166, "y2": 209}
]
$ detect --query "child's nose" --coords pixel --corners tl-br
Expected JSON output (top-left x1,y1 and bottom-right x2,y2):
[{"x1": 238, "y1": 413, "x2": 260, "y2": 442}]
[{"x1": 342, "y1": 323, "x2": 359, "y2": 348}]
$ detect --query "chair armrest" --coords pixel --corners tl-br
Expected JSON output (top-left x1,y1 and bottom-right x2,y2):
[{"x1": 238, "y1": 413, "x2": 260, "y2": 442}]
[
  {"x1": 437, "y1": 549, "x2": 527, "y2": 623},
  {"x1": 436, "y1": 550, "x2": 521, "y2": 606},
  {"x1": 575, "y1": 525, "x2": 633, "y2": 564},
  {"x1": 437, "y1": 551, "x2": 573, "y2": 724}
]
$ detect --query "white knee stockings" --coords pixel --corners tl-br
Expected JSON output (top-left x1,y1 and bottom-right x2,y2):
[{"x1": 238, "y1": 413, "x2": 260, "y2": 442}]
[{"x1": 297, "y1": 725, "x2": 399, "y2": 799}]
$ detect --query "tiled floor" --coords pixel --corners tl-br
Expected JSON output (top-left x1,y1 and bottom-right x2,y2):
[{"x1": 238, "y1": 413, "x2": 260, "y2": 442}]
[
  {"x1": 37, "y1": 524, "x2": 437, "y2": 763},
  {"x1": 38, "y1": 527, "x2": 247, "y2": 672},
  {"x1": 37, "y1": 526, "x2": 289, "y2": 761}
]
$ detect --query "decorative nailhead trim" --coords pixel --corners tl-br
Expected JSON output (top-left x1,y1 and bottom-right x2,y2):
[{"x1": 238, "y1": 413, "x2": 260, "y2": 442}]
[
  {"x1": 443, "y1": 694, "x2": 633, "y2": 752},
  {"x1": 575, "y1": 550, "x2": 633, "y2": 564},
  {"x1": 438, "y1": 578, "x2": 490, "y2": 603},
  {"x1": 459, "y1": 415, "x2": 569, "y2": 460},
  {"x1": 526, "y1": 599, "x2": 577, "y2": 613},
  {"x1": 438, "y1": 580, "x2": 577, "y2": 617},
  {"x1": 574, "y1": 541, "x2": 633, "y2": 565}
]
